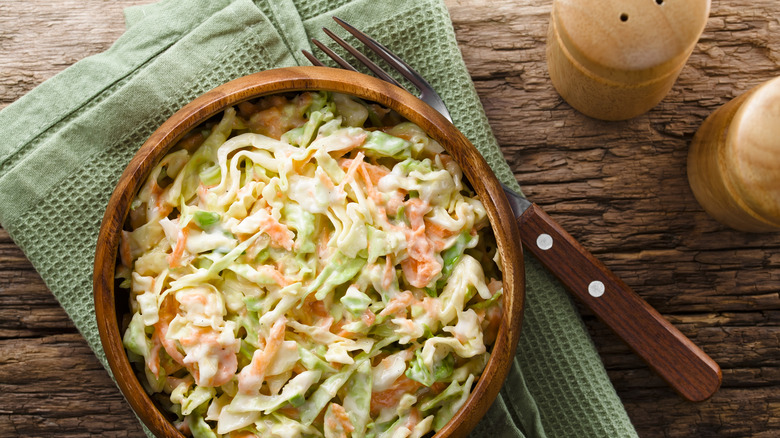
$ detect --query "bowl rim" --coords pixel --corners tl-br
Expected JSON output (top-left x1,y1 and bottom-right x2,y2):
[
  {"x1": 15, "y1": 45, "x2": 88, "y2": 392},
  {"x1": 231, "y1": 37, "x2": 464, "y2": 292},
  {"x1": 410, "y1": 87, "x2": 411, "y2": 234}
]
[{"x1": 93, "y1": 65, "x2": 524, "y2": 438}]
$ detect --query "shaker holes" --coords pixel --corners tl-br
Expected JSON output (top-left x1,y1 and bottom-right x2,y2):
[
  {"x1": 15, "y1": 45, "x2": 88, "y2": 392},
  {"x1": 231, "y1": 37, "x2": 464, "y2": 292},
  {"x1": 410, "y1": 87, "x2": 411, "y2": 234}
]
[
  {"x1": 620, "y1": 13, "x2": 629, "y2": 22},
  {"x1": 656, "y1": 0, "x2": 664, "y2": 4}
]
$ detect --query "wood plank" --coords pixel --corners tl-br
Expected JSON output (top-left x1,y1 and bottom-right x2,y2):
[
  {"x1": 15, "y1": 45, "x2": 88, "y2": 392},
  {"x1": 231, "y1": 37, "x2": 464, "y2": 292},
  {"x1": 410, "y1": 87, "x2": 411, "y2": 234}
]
[
  {"x1": 620, "y1": 387, "x2": 780, "y2": 438},
  {"x1": 0, "y1": 0, "x2": 148, "y2": 109},
  {"x1": 0, "y1": 334, "x2": 145, "y2": 437},
  {"x1": 0, "y1": 260, "x2": 75, "y2": 338}
]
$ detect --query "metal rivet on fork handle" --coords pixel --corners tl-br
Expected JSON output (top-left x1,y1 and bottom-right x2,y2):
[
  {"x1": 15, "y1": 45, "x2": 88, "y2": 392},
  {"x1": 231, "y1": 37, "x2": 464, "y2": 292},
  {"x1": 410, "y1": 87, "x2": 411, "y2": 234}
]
[
  {"x1": 588, "y1": 281, "x2": 605, "y2": 298},
  {"x1": 536, "y1": 233, "x2": 553, "y2": 250}
]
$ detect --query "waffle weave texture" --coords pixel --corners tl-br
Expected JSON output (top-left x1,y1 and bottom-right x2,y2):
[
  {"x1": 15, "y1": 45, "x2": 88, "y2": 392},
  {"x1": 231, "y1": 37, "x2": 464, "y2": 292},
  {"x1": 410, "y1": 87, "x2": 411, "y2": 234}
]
[{"x1": 0, "y1": 0, "x2": 638, "y2": 437}]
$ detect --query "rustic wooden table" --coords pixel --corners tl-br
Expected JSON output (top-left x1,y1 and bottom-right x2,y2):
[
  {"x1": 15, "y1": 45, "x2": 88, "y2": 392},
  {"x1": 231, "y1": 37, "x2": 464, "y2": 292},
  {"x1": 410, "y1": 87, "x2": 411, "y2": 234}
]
[{"x1": 1, "y1": 0, "x2": 779, "y2": 436}]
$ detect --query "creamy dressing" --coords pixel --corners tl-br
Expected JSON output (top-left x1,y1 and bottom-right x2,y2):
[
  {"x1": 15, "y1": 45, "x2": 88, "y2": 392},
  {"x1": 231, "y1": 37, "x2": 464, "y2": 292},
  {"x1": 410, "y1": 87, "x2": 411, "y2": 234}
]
[{"x1": 121, "y1": 91, "x2": 503, "y2": 438}]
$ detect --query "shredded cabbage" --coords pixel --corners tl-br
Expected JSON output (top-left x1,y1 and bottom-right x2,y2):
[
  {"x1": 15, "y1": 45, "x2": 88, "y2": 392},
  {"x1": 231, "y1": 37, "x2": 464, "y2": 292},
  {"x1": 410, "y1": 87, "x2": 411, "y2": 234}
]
[{"x1": 121, "y1": 91, "x2": 504, "y2": 437}]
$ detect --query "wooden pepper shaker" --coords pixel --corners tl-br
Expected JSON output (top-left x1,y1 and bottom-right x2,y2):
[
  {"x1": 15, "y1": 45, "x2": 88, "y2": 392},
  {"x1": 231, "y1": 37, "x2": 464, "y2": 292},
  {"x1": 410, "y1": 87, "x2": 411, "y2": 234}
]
[
  {"x1": 687, "y1": 77, "x2": 780, "y2": 232},
  {"x1": 546, "y1": 0, "x2": 710, "y2": 121}
]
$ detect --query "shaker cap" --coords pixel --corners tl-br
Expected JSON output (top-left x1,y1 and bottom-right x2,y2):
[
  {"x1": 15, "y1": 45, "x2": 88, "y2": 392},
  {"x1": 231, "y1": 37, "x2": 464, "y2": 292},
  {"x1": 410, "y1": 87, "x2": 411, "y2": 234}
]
[{"x1": 552, "y1": 0, "x2": 710, "y2": 83}]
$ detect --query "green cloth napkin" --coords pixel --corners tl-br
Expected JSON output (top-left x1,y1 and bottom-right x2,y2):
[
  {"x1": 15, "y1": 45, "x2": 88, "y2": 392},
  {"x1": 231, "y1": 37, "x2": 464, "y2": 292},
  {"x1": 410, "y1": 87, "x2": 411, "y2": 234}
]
[{"x1": 0, "y1": 0, "x2": 638, "y2": 437}]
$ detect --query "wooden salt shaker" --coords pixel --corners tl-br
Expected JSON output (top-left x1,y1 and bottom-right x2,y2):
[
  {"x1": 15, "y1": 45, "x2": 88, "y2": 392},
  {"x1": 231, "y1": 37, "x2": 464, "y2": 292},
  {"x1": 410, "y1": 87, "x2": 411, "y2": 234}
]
[
  {"x1": 687, "y1": 77, "x2": 780, "y2": 232},
  {"x1": 546, "y1": 0, "x2": 710, "y2": 121}
]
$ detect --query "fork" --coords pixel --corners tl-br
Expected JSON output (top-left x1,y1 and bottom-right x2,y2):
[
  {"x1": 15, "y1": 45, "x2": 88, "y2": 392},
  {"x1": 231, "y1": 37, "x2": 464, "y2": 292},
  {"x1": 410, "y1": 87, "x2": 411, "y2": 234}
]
[{"x1": 302, "y1": 17, "x2": 721, "y2": 403}]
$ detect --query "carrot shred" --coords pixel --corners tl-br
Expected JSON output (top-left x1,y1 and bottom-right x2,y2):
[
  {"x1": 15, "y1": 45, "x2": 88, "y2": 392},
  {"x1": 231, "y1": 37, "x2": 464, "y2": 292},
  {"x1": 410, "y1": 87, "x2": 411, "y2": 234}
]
[
  {"x1": 238, "y1": 317, "x2": 287, "y2": 394},
  {"x1": 336, "y1": 152, "x2": 365, "y2": 193},
  {"x1": 168, "y1": 225, "x2": 189, "y2": 268},
  {"x1": 378, "y1": 291, "x2": 415, "y2": 318},
  {"x1": 153, "y1": 295, "x2": 185, "y2": 366},
  {"x1": 371, "y1": 375, "x2": 422, "y2": 415},
  {"x1": 330, "y1": 403, "x2": 354, "y2": 434}
]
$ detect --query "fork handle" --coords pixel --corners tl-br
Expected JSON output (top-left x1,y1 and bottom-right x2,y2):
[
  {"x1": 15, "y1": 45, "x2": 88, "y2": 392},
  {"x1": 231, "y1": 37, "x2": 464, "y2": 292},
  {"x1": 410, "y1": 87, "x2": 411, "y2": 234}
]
[{"x1": 516, "y1": 203, "x2": 722, "y2": 402}]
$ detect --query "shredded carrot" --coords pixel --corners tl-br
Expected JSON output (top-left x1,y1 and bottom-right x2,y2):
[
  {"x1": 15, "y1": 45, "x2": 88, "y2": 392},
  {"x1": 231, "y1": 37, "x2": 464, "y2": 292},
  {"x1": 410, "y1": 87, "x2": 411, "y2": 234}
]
[
  {"x1": 168, "y1": 225, "x2": 190, "y2": 268},
  {"x1": 317, "y1": 227, "x2": 334, "y2": 264},
  {"x1": 238, "y1": 317, "x2": 287, "y2": 394},
  {"x1": 148, "y1": 329, "x2": 163, "y2": 378},
  {"x1": 421, "y1": 297, "x2": 440, "y2": 319},
  {"x1": 178, "y1": 326, "x2": 238, "y2": 387},
  {"x1": 244, "y1": 94, "x2": 311, "y2": 139},
  {"x1": 153, "y1": 295, "x2": 185, "y2": 366},
  {"x1": 249, "y1": 108, "x2": 288, "y2": 139},
  {"x1": 382, "y1": 255, "x2": 395, "y2": 291},
  {"x1": 430, "y1": 381, "x2": 448, "y2": 394},
  {"x1": 424, "y1": 219, "x2": 457, "y2": 240},
  {"x1": 385, "y1": 189, "x2": 405, "y2": 216},
  {"x1": 256, "y1": 264, "x2": 291, "y2": 287},
  {"x1": 291, "y1": 147, "x2": 317, "y2": 173},
  {"x1": 325, "y1": 415, "x2": 340, "y2": 435},
  {"x1": 150, "y1": 180, "x2": 164, "y2": 202},
  {"x1": 488, "y1": 278, "x2": 503, "y2": 294},
  {"x1": 405, "y1": 408, "x2": 422, "y2": 430},
  {"x1": 336, "y1": 152, "x2": 365, "y2": 193},
  {"x1": 378, "y1": 291, "x2": 415, "y2": 318},
  {"x1": 299, "y1": 293, "x2": 328, "y2": 326},
  {"x1": 371, "y1": 375, "x2": 422, "y2": 415},
  {"x1": 150, "y1": 181, "x2": 173, "y2": 219},
  {"x1": 197, "y1": 184, "x2": 209, "y2": 204},
  {"x1": 308, "y1": 298, "x2": 329, "y2": 319},
  {"x1": 483, "y1": 304, "x2": 503, "y2": 346},
  {"x1": 400, "y1": 198, "x2": 442, "y2": 288},
  {"x1": 119, "y1": 231, "x2": 133, "y2": 269},
  {"x1": 330, "y1": 403, "x2": 355, "y2": 434},
  {"x1": 361, "y1": 308, "x2": 376, "y2": 327},
  {"x1": 405, "y1": 198, "x2": 428, "y2": 230},
  {"x1": 237, "y1": 101, "x2": 259, "y2": 119},
  {"x1": 317, "y1": 169, "x2": 336, "y2": 190},
  {"x1": 349, "y1": 159, "x2": 389, "y2": 190},
  {"x1": 362, "y1": 161, "x2": 390, "y2": 185},
  {"x1": 333, "y1": 317, "x2": 350, "y2": 337},
  {"x1": 358, "y1": 164, "x2": 379, "y2": 202},
  {"x1": 400, "y1": 246, "x2": 441, "y2": 290},
  {"x1": 161, "y1": 356, "x2": 184, "y2": 376},
  {"x1": 254, "y1": 207, "x2": 295, "y2": 251}
]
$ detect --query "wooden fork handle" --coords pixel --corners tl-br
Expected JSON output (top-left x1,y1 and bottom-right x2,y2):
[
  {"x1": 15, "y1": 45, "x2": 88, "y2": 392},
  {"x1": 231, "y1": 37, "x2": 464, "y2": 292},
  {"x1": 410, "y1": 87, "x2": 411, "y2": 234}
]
[{"x1": 516, "y1": 203, "x2": 722, "y2": 401}]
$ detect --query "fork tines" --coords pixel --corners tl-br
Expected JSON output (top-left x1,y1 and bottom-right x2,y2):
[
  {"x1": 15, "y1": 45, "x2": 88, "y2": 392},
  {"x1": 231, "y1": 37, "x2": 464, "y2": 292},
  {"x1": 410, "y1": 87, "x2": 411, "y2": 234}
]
[{"x1": 302, "y1": 17, "x2": 452, "y2": 122}]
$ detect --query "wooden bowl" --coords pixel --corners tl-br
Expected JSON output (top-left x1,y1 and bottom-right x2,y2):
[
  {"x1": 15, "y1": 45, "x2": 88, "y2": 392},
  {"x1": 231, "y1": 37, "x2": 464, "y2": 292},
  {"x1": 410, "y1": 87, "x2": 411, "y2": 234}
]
[{"x1": 93, "y1": 66, "x2": 524, "y2": 438}]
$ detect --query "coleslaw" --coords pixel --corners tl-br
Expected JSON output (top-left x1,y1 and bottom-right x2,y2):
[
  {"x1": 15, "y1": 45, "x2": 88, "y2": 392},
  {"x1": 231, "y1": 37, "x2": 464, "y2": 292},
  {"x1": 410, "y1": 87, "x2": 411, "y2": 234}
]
[{"x1": 119, "y1": 91, "x2": 504, "y2": 438}]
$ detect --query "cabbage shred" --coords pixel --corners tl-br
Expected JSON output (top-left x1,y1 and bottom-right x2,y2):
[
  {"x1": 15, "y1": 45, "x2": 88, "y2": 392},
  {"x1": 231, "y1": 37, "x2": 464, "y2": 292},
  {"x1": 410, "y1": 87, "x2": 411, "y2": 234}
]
[{"x1": 120, "y1": 91, "x2": 504, "y2": 438}]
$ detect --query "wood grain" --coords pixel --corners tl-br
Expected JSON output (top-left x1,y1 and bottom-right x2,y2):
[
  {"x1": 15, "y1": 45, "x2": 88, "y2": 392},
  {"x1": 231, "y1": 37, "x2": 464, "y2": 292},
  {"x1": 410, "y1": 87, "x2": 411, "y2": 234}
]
[{"x1": 1, "y1": 0, "x2": 779, "y2": 437}]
